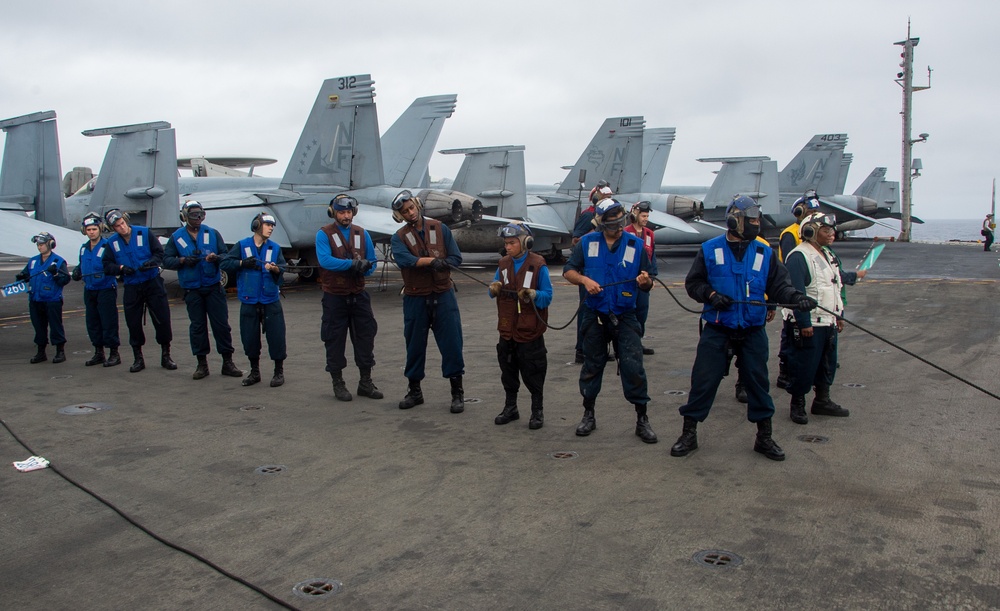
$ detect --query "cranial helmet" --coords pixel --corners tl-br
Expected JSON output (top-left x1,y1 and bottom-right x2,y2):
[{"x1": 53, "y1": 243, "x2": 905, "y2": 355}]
[
  {"x1": 791, "y1": 190, "x2": 821, "y2": 220},
  {"x1": 81, "y1": 212, "x2": 102, "y2": 235},
  {"x1": 589, "y1": 180, "x2": 613, "y2": 204},
  {"x1": 391, "y1": 189, "x2": 421, "y2": 223},
  {"x1": 179, "y1": 200, "x2": 205, "y2": 223},
  {"x1": 799, "y1": 211, "x2": 837, "y2": 242},
  {"x1": 251, "y1": 212, "x2": 277, "y2": 233},
  {"x1": 328, "y1": 194, "x2": 359, "y2": 218},
  {"x1": 725, "y1": 195, "x2": 761, "y2": 237},
  {"x1": 31, "y1": 232, "x2": 56, "y2": 249},
  {"x1": 629, "y1": 200, "x2": 652, "y2": 222},
  {"x1": 497, "y1": 222, "x2": 534, "y2": 251},
  {"x1": 593, "y1": 198, "x2": 627, "y2": 230},
  {"x1": 104, "y1": 208, "x2": 129, "y2": 228}
]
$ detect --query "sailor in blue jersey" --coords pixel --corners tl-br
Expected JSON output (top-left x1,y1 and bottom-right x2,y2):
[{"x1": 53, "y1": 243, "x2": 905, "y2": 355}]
[
  {"x1": 389, "y1": 190, "x2": 466, "y2": 414},
  {"x1": 221, "y1": 212, "x2": 287, "y2": 388},
  {"x1": 488, "y1": 223, "x2": 553, "y2": 430},
  {"x1": 316, "y1": 195, "x2": 382, "y2": 402},
  {"x1": 163, "y1": 201, "x2": 243, "y2": 381},
  {"x1": 571, "y1": 183, "x2": 614, "y2": 364},
  {"x1": 101, "y1": 209, "x2": 176, "y2": 373},
  {"x1": 15, "y1": 232, "x2": 71, "y2": 364},
  {"x1": 72, "y1": 213, "x2": 121, "y2": 367},
  {"x1": 669, "y1": 196, "x2": 816, "y2": 462},
  {"x1": 563, "y1": 199, "x2": 658, "y2": 444}
]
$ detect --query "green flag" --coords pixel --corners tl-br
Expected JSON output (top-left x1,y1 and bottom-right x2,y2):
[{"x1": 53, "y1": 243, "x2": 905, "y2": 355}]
[{"x1": 858, "y1": 243, "x2": 885, "y2": 271}]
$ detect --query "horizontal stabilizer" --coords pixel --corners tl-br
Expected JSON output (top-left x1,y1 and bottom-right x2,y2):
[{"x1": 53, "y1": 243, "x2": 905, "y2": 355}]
[
  {"x1": 0, "y1": 211, "x2": 87, "y2": 265},
  {"x1": 478, "y1": 214, "x2": 564, "y2": 236},
  {"x1": 819, "y1": 198, "x2": 898, "y2": 232},
  {"x1": 646, "y1": 209, "x2": 699, "y2": 234}
]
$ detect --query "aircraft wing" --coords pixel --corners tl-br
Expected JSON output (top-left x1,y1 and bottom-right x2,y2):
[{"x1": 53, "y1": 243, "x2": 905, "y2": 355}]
[
  {"x1": 0, "y1": 211, "x2": 86, "y2": 266},
  {"x1": 479, "y1": 214, "x2": 565, "y2": 237},
  {"x1": 646, "y1": 209, "x2": 699, "y2": 234},
  {"x1": 818, "y1": 199, "x2": 899, "y2": 232}
]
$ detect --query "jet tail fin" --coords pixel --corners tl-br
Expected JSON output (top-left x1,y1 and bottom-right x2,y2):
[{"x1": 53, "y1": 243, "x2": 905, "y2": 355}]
[
  {"x1": 382, "y1": 94, "x2": 457, "y2": 188},
  {"x1": 699, "y1": 156, "x2": 780, "y2": 217},
  {"x1": 280, "y1": 75, "x2": 383, "y2": 191},
  {"x1": 556, "y1": 116, "x2": 645, "y2": 195},
  {"x1": 852, "y1": 167, "x2": 888, "y2": 199},
  {"x1": 779, "y1": 134, "x2": 848, "y2": 195},
  {"x1": 83, "y1": 121, "x2": 180, "y2": 230},
  {"x1": 836, "y1": 153, "x2": 853, "y2": 195},
  {"x1": 640, "y1": 128, "x2": 676, "y2": 193},
  {"x1": 0, "y1": 111, "x2": 65, "y2": 226},
  {"x1": 441, "y1": 145, "x2": 527, "y2": 219}
]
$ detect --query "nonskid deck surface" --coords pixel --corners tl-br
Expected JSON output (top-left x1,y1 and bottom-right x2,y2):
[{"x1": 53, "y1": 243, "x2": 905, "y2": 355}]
[{"x1": 2, "y1": 241, "x2": 998, "y2": 609}]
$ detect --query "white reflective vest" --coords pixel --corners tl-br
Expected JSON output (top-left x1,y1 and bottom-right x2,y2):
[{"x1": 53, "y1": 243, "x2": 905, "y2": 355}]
[{"x1": 782, "y1": 243, "x2": 843, "y2": 326}]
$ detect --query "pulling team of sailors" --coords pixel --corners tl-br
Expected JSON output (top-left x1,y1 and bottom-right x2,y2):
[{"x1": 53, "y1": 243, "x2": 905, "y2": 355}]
[{"x1": 12, "y1": 188, "x2": 870, "y2": 461}]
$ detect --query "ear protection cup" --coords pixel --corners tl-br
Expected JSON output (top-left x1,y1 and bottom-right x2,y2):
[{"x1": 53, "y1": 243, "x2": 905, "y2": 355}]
[
  {"x1": 523, "y1": 235, "x2": 534, "y2": 251},
  {"x1": 726, "y1": 215, "x2": 739, "y2": 231},
  {"x1": 801, "y1": 223, "x2": 816, "y2": 241},
  {"x1": 251, "y1": 213, "x2": 263, "y2": 233}
]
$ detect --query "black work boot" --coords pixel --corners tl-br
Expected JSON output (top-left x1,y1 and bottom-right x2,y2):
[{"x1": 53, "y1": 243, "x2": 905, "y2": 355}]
[
  {"x1": 160, "y1": 344, "x2": 177, "y2": 370},
  {"x1": 86, "y1": 347, "x2": 106, "y2": 367},
  {"x1": 220, "y1": 353, "x2": 243, "y2": 377},
  {"x1": 193, "y1": 355, "x2": 210, "y2": 380},
  {"x1": 270, "y1": 360, "x2": 285, "y2": 387},
  {"x1": 30, "y1": 344, "x2": 47, "y2": 364},
  {"x1": 494, "y1": 392, "x2": 519, "y2": 425},
  {"x1": 398, "y1": 380, "x2": 423, "y2": 409},
  {"x1": 52, "y1": 343, "x2": 67, "y2": 364},
  {"x1": 642, "y1": 345, "x2": 655, "y2": 355},
  {"x1": 670, "y1": 416, "x2": 699, "y2": 456},
  {"x1": 811, "y1": 385, "x2": 849, "y2": 417},
  {"x1": 331, "y1": 370, "x2": 352, "y2": 401},
  {"x1": 129, "y1": 347, "x2": 145, "y2": 373},
  {"x1": 104, "y1": 347, "x2": 121, "y2": 368},
  {"x1": 753, "y1": 418, "x2": 786, "y2": 461},
  {"x1": 528, "y1": 394, "x2": 544, "y2": 430},
  {"x1": 575, "y1": 400, "x2": 596, "y2": 436},
  {"x1": 242, "y1": 358, "x2": 261, "y2": 386},
  {"x1": 776, "y1": 360, "x2": 790, "y2": 389},
  {"x1": 449, "y1": 376, "x2": 465, "y2": 413},
  {"x1": 634, "y1": 404, "x2": 658, "y2": 444},
  {"x1": 357, "y1": 368, "x2": 384, "y2": 399},
  {"x1": 735, "y1": 380, "x2": 748, "y2": 404},
  {"x1": 790, "y1": 395, "x2": 808, "y2": 424}
]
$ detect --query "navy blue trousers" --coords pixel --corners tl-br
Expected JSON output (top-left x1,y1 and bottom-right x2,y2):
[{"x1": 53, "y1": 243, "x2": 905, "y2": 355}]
[
  {"x1": 786, "y1": 323, "x2": 838, "y2": 395},
  {"x1": 29, "y1": 299, "x2": 65, "y2": 347},
  {"x1": 84, "y1": 287, "x2": 119, "y2": 348},
  {"x1": 321, "y1": 291, "x2": 377, "y2": 372},
  {"x1": 183, "y1": 284, "x2": 235, "y2": 357},
  {"x1": 679, "y1": 323, "x2": 776, "y2": 423},
  {"x1": 578, "y1": 307, "x2": 649, "y2": 406},
  {"x1": 239, "y1": 301, "x2": 286, "y2": 361},
  {"x1": 402, "y1": 290, "x2": 464, "y2": 381},
  {"x1": 497, "y1": 335, "x2": 547, "y2": 399},
  {"x1": 123, "y1": 277, "x2": 172, "y2": 348}
]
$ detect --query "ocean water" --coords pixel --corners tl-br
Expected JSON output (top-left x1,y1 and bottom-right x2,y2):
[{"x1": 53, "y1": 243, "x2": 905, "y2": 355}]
[{"x1": 848, "y1": 219, "x2": 986, "y2": 243}]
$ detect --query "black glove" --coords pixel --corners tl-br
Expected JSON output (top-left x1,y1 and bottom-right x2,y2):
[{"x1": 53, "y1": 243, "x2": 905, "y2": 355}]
[
  {"x1": 710, "y1": 292, "x2": 734, "y2": 311},
  {"x1": 241, "y1": 256, "x2": 259, "y2": 269},
  {"x1": 138, "y1": 260, "x2": 157, "y2": 271},
  {"x1": 184, "y1": 256, "x2": 200, "y2": 267},
  {"x1": 350, "y1": 259, "x2": 372, "y2": 274},
  {"x1": 71, "y1": 267, "x2": 82, "y2": 281},
  {"x1": 15, "y1": 271, "x2": 29, "y2": 282},
  {"x1": 48, "y1": 263, "x2": 59, "y2": 275},
  {"x1": 120, "y1": 265, "x2": 136, "y2": 276},
  {"x1": 796, "y1": 295, "x2": 818, "y2": 312},
  {"x1": 430, "y1": 258, "x2": 449, "y2": 272}
]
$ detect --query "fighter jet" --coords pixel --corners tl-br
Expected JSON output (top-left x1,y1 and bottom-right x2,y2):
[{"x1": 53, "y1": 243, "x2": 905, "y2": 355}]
[{"x1": 0, "y1": 76, "x2": 481, "y2": 276}]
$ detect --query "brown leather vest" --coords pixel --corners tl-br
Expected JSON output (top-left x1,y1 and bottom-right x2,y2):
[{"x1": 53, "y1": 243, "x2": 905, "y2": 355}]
[
  {"x1": 319, "y1": 223, "x2": 366, "y2": 295},
  {"x1": 496, "y1": 252, "x2": 548, "y2": 342},
  {"x1": 396, "y1": 219, "x2": 452, "y2": 296}
]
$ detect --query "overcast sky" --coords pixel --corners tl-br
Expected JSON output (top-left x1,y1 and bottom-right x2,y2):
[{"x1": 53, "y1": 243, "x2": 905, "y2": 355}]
[{"x1": 1, "y1": 0, "x2": 995, "y2": 220}]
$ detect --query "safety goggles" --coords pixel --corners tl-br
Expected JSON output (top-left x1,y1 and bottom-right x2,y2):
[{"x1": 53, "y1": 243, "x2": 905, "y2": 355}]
[
  {"x1": 812, "y1": 213, "x2": 837, "y2": 228},
  {"x1": 497, "y1": 224, "x2": 531, "y2": 238},
  {"x1": 633, "y1": 201, "x2": 652, "y2": 213},
  {"x1": 332, "y1": 195, "x2": 359, "y2": 211},
  {"x1": 391, "y1": 190, "x2": 414, "y2": 210},
  {"x1": 31, "y1": 234, "x2": 51, "y2": 244}
]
